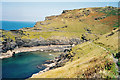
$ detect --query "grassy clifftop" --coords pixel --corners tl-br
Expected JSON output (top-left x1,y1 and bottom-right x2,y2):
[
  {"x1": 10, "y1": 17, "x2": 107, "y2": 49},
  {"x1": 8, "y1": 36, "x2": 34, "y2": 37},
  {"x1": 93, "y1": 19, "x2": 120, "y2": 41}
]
[
  {"x1": 1, "y1": 6, "x2": 119, "y2": 53},
  {"x1": 30, "y1": 28, "x2": 119, "y2": 78},
  {"x1": 1, "y1": 6, "x2": 119, "y2": 78},
  {"x1": 2, "y1": 6, "x2": 119, "y2": 41},
  {"x1": 20, "y1": 6, "x2": 118, "y2": 40},
  {"x1": 28, "y1": 6, "x2": 119, "y2": 78}
]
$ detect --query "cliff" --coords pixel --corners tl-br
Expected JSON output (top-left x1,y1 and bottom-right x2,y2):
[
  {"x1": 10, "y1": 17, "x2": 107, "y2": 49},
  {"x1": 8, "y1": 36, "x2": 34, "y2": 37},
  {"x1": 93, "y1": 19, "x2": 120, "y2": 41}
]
[
  {"x1": 0, "y1": 6, "x2": 120, "y2": 78},
  {"x1": 1, "y1": 6, "x2": 119, "y2": 53}
]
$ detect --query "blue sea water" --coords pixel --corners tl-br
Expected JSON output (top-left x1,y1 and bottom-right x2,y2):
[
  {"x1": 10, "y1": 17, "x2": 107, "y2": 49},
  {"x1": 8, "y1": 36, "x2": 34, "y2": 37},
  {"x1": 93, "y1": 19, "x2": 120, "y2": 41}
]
[
  {"x1": 1, "y1": 21, "x2": 59, "y2": 79},
  {"x1": 0, "y1": 21, "x2": 35, "y2": 30},
  {"x1": 2, "y1": 51, "x2": 59, "y2": 79}
]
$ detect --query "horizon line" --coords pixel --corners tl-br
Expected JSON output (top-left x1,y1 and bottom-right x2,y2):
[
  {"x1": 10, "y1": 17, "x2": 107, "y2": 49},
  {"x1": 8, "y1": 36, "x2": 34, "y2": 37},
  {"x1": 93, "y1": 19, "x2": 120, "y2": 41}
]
[{"x1": 0, "y1": 20, "x2": 37, "y2": 22}]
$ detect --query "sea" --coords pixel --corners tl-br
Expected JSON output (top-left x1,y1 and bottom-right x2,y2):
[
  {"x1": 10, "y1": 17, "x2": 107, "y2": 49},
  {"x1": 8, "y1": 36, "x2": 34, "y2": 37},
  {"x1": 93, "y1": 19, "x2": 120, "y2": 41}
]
[
  {"x1": 1, "y1": 21, "x2": 58, "y2": 79},
  {"x1": 2, "y1": 51, "x2": 59, "y2": 79},
  {"x1": 0, "y1": 21, "x2": 36, "y2": 30}
]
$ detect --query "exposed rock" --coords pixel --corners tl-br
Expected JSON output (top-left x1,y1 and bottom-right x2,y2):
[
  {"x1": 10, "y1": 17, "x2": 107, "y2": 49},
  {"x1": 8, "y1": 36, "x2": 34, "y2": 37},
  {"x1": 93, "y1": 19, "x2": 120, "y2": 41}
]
[
  {"x1": 1, "y1": 38, "x2": 82, "y2": 53},
  {"x1": 40, "y1": 48, "x2": 76, "y2": 73},
  {"x1": 106, "y1": 32, "x2": 114, "y2": 37},
  {"x1": 62, "y1": 10, "x2": 69, "y2": 14},
  {"x1": 61, "y1": 26, "x2": 68, "y2": 28},
  {"x1": 81, "y1": 34, "x2": 88, "y2": 41},
  {"x1": 40, "y1": 22, "x2": 50, "y2": 25},
  {"x1": 94, "y1": 16, "x2": 106, "y2": 20}
]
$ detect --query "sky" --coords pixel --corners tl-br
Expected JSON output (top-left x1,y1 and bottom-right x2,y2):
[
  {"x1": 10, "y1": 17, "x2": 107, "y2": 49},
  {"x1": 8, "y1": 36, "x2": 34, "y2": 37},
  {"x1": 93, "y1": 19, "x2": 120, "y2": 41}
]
[
  {"x1": 0, "y1": 2, "x2": 119, "y2": 22},
  {"x1": 1, "y1": 0, "x2": 120, "y2": 2}
]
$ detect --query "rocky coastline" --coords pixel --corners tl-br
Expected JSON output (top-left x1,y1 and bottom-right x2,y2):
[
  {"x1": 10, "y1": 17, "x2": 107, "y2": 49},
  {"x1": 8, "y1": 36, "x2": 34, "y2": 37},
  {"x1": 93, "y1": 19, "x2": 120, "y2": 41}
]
[
  {"x1": 0, "y1": 44, "x2": 72, "y2": 59},
  {"x1": 1, "y1": 34, "x2": 82, "y2": 59},
  {"x1": 31, "y1": 48, "x2": 75, "y2": 78}
]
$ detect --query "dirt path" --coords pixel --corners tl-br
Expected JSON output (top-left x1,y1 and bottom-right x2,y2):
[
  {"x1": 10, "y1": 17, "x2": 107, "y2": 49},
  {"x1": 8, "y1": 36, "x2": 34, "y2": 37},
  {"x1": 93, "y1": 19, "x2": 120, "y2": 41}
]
[{"x1": 90, "y1": 41, "x2": 120, "y2": 78}]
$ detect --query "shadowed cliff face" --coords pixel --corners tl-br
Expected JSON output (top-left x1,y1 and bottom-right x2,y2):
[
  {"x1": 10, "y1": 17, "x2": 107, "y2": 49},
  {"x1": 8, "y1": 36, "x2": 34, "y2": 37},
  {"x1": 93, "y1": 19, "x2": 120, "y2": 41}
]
[{"x1": 0, "y1": 6, "x2": 119, "y2": 53}]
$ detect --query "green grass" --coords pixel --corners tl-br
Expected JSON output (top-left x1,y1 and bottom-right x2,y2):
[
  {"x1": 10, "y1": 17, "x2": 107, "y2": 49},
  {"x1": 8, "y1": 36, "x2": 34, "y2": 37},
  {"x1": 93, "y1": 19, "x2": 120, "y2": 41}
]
[
  {"x1": 100, "y1": 8, "x2": 118, "y2": 16},
  {"x1": 113, "y1": 22, "x2": 119, "y2": 27},
  {"x1": 1, "y1": 6, "x2": 119, "y2": 78},
  {"x1": 29, "y1": 28, "x2": 119, "y2": 78}
]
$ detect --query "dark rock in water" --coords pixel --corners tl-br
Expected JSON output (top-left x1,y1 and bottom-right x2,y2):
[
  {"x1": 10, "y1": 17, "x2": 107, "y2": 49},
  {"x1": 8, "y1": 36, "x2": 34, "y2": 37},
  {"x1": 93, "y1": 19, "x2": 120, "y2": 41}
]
[
  {"x1": 40, "y1": 47, "x2": 76, "y2": 73},
  {"x1": 12, "y1": 52, "x2": 16, "y2": 57}
]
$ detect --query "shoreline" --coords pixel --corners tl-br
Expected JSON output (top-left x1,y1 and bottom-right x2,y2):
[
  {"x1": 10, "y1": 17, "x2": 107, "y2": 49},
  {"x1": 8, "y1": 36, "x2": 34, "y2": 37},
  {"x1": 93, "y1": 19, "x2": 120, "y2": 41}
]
[
  {"x1": 30, "y1": 47, "x2": 74, "y2": 79},
  {"x1": 0, "y1": 45, "x2": 71, "y2": 59}
]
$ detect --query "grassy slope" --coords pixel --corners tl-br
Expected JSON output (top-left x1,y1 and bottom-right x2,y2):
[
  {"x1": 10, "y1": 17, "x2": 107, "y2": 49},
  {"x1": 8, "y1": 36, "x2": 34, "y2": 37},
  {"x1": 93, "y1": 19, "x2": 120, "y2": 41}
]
[
  {"x1": 1, "y1": 6, "x2": 119, "y2": 78},
  {"x1": 2, "y1": 6, "x2": 119, "y2": 41},
  {"x1": 30, "y1": 29, "x2": 119, "y2": 78}
]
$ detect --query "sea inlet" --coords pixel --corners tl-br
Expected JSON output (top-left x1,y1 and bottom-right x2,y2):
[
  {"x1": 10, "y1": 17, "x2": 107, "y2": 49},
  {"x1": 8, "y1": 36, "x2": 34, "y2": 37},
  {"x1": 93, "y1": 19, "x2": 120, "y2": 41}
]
[{"x1": 2, "y1": 51, "x2": 60, "y2": 79}]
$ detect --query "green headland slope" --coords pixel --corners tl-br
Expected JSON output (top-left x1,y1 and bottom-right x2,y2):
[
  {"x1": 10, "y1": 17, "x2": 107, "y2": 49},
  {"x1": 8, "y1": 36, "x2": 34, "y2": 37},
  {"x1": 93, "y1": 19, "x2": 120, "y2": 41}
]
[{"x1": 0, "y1": 6, "x2": 119, "y2": 78}]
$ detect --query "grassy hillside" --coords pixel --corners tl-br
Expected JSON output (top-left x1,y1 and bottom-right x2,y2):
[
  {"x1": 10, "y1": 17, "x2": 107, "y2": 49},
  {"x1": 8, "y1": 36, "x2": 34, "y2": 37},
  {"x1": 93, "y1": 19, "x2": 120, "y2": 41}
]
[
  {"x1": 2, "y1": 6, "x2": 119, "y2": 41},
  {"x1": 30, "y1": 29, "x2": 119, "y2": 79},
  {"x1": 1, "y1": 6, "x2": 119, "y2": 78}
]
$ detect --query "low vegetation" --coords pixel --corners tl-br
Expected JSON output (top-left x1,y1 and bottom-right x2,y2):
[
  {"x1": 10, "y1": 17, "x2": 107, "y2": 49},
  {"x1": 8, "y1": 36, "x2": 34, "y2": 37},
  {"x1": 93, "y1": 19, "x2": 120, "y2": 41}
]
[
  {"x1": 30, "y1": 28, "x2": 119, "y2": 79},
  {"x1": 1, "y1": 6, "x2": 119, "y2": 78}
]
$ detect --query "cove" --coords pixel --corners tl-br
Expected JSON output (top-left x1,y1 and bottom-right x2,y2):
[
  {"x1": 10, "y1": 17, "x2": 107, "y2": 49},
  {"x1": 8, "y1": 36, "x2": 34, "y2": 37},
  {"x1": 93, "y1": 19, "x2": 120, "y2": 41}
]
[{"x1": 2, "y1": 51, "x2": 59, "y2": 79}]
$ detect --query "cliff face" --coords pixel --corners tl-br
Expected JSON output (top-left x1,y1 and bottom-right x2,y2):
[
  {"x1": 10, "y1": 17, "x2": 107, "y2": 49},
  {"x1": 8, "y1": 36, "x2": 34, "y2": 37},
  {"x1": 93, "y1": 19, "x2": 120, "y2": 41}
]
[{"x1": 0, "y1": 6, "x2": 119, "y2": 53}]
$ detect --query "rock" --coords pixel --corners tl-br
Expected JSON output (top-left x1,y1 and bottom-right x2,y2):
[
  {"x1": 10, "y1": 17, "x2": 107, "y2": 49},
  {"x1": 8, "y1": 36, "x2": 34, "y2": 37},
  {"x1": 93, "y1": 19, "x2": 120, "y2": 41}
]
[
  {"x1": 71, "y1": 58, "x2": 73, "y2": 62},
  {"x1": 94, "y1": 16, "x2": 106, "y2": 21},
  {"x1": 12, "y1": 52, "x2": 16, "y2": 57},
  {"x1": 57, "y1": 58, "x2": 61, "y2": 62},
  {"x1": 43, "y1": 67, "x2": 50, "y2": 72},
  {"x1": 81, "y1": 34, "x2": 88, "y2": 41},
  {"x1": 64, "y1": 49, "x2": 70, "y2": 53},
  {"x1": 61, "y1": 26, "x2": 67, "y2": 28},
  {"x1": 43, "y1": 63, "x2": 55, "y2": 67},
  {"x1": 106, "y1": 32, "x2": 114, "y2": 37},
  {"x1": 40, "y1": 22, "x2": 50, "y2": 25},
  {"x1": 45, "y1": 60, "x2": 54, "y2": 64},
  {"x1": 62, "y1": 10, "x2": 69, "y2": 14}
]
